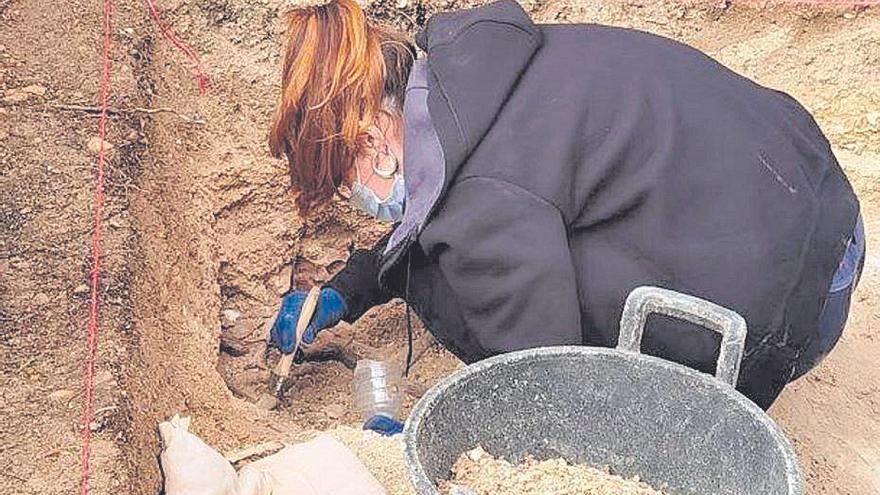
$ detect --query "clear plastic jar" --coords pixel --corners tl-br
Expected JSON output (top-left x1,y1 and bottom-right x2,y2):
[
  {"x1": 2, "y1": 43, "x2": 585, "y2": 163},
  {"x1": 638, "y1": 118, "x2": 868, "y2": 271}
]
[{"x1": 353, "y1": 359, "x2": 402, "y2": 423}]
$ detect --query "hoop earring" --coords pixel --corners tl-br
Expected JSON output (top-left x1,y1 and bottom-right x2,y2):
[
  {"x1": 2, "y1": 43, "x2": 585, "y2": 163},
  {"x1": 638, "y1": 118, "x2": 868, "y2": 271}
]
[{"x1": 372, "y1": 149, "x2": 399, "y2": 179}]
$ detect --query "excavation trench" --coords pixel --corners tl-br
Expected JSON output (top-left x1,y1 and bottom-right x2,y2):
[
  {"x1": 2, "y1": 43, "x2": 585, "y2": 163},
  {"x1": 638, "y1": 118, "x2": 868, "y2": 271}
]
[
  {"x1": 119, "y1": 4, "x2": 457, "y2": 493},
  {"x1": 114, "y1": 1, "x2": 880, "y2": 494}
]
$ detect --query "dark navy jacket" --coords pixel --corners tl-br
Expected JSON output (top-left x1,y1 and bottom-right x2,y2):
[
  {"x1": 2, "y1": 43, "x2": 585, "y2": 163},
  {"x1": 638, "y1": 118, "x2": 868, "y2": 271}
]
[{"x1": 328, "y1": 0, "x2": 859, "y2": 409}]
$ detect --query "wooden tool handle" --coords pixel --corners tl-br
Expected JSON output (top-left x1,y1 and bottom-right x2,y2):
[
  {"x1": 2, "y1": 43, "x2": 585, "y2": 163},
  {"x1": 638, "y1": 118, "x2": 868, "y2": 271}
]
[{"x1": 273, "y1": 286, "x2": 321, "y2": 378}]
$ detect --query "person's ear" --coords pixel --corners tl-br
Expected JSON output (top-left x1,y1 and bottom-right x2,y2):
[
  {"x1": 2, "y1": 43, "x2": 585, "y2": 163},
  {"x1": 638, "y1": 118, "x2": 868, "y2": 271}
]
[{"x1": 361, "y1": 124, "x2": 386, "y2": 147}]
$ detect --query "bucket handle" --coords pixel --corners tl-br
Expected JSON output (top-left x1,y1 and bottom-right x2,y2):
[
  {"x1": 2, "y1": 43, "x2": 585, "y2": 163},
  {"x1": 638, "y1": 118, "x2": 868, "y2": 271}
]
[{"x1": 617, "y1": 286, "x2": 747, "y2": 387}]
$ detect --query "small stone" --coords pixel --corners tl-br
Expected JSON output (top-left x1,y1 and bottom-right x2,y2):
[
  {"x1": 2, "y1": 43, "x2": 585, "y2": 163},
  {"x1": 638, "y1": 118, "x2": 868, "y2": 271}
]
[
  {"x1": 467, "y1": 446, "x2": 485, "y2": 462},
  {"x1": 324, "y1": 404, "x2": 345, "y2": 420},
  {"x1": 843, "y1": 11, "x2": 856, "y2": 19},
  {"x1": 95, "y1": 370, "x2": 114, "y2": 387},
  {"x1": 272, "y1": 265, "x2": 293, "y2": 294},
  {"x1": 256, "y1": 394, "x2": 279, "y2": 410},
  {"x1": 2, "y1": 90, "x2": 29, "y2": 103},
  {"x1": 73, "y1": 283, "x2": 89, "y2": 295},
  {"x1": 21, "y1": 84, "x2": 47, "y2": 96},
  {"x1": 449, "y1": 486, "x2": 477, "y2": 495},
  {"x1": 87, "y1": 137, "x2": 114, "y2": 155},
  {"x1": 19, "y1": 207, "x2": 31, "y2": 214},
  {"x1": 108, "y1": 218, "x2": 122, "y2": 229},
  {"x1": 48, "y1": 389, "x2": 75, "y2": 402},
  {"x1": 33, "y1": 292, "x2": 50, "y2": 305},
  {"x1": 221, "y1": 309, "x2": 242, "y2": 327},
  {"x1": 867, "y1": 112, "x2": 880, "y2": 127}
]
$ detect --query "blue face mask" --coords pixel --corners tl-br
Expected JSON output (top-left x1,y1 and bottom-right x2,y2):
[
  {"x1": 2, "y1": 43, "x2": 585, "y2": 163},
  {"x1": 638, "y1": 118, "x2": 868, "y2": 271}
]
[{"x1": 350, "y1": 173, "x2": 405, "y2": 223}]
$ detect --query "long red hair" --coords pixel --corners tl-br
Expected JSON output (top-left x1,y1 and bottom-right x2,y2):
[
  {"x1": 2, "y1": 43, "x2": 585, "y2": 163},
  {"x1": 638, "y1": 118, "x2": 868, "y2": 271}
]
[{"x1": 269, "y1": 0, "x2": 413, "y2": 216}]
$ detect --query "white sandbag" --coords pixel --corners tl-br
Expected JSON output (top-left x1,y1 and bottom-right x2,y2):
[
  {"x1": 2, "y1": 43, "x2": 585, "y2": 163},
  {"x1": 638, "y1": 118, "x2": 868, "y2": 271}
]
[
  {"x1": 159, "y1": 414, "x2": 238, "y2": 495},
  {"x1": 237, "y1": 434, "x2": 386, "y2": 495}
]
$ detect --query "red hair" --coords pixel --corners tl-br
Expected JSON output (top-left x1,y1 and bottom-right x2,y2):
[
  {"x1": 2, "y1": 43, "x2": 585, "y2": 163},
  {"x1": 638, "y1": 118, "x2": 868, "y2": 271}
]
[{"x1": 269, "y1": 0, "x2": 413, "y2": 215}]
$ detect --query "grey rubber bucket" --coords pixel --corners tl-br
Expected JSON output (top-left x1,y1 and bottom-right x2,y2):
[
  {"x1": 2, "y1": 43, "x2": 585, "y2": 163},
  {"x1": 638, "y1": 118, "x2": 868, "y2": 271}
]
[{"x1": 404, "y1": 287, "x2": 804, "y2": 495}]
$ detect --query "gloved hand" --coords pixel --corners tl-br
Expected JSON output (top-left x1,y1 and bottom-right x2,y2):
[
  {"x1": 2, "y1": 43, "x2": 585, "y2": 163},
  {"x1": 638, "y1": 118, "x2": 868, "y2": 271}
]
[{"x1": 270, "y1": 287, "x2": 347, "y2": 354}]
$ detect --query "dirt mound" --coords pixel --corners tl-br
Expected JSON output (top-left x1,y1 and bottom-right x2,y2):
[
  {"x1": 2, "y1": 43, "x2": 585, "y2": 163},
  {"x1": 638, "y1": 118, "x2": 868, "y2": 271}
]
[{"x1": 1, "y1": 1, "x2": 879, "y2": 494}]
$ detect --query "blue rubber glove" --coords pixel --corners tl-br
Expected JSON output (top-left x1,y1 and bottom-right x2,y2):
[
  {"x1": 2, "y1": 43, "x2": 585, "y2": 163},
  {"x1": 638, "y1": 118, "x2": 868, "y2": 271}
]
[{"x1": 270, "y1": 288, "x2": 347, "y2": 353}]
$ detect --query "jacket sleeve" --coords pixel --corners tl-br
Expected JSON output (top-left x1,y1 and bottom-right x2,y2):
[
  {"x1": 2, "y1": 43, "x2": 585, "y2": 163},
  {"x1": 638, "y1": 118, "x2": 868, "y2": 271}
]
[
  {"x1": 325, "y1": 232, "x2": 398, "y2": 322},
  {"x1": 418, "y1": 177, "x2": 582, "y2": 356}
]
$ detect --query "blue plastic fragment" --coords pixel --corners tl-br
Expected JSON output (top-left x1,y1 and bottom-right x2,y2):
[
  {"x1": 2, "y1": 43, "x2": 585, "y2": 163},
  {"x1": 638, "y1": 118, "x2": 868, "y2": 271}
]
[{"x1": 363, "y1": 414, "x2": 404, "y2": 436}]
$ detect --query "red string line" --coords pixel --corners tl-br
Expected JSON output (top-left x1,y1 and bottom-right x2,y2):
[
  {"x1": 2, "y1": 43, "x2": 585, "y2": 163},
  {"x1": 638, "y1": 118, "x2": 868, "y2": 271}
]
[
  {"x1": 143, "y1": 0, "x2": 210, "y2": 94},
  {"x1": 79, "y1": 0, "x2": 113, "y2": 492},
  {"x1": 79, "y1": 1, "x2": 207, "y2": 493}
]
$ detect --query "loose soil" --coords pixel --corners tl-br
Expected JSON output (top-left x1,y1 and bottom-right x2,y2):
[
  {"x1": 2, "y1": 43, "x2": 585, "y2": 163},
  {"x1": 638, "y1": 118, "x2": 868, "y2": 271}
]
[
  {"x1": 1, "y1": 1, "x2": 878, "y2": 494},
  {"x1": 441, "y1": 446, "x2": 667, "y2": 495}
]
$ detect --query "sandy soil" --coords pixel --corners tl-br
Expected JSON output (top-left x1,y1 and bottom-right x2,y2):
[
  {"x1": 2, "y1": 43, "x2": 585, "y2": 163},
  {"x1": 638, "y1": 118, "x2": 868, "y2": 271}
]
[
  {"x1": 1, "y1": 1, "x2": 878, "y2": 494},
  {"x1": 442, "y1": 446, "x2": 668, "y2": 494}
]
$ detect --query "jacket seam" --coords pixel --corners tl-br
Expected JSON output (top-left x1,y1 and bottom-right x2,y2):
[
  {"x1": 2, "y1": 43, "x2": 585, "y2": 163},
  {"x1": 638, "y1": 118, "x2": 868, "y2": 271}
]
[
  {"x1": 426, "y1": 19, "x2": 540, "y2": 153},
  {"x1": 429, "y1": 19, "x2": 539, "y2": 51},
  {"x1": 456, "y1": 175, "x2": 567, "y2": 223},
  {"x1": 426, "y1": 60, "x2": 467, "y2": 151}
]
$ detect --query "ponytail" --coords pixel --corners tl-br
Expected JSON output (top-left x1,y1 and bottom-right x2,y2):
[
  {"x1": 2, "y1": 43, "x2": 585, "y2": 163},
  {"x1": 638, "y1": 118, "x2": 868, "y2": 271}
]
[{"x1": 269, "y1": 0, "x2": 415, "y2": 216}]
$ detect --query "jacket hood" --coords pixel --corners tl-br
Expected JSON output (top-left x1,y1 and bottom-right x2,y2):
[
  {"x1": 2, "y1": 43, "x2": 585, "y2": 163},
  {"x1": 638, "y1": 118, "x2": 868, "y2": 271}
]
[
  {"x1": 416, "y1": 0, "x2": 542, "y2": 182},
  {"x1": 379, "y1": 0, "x2": 543, "y2": 273}
]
